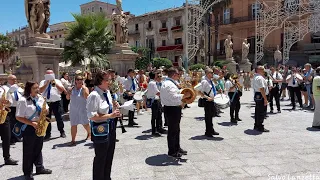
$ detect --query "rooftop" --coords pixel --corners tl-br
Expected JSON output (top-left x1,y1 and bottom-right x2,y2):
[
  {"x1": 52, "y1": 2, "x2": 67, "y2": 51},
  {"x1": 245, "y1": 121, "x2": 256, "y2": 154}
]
[{"x1": 80, "y1": 0, "x2": 116, "y2": 7}]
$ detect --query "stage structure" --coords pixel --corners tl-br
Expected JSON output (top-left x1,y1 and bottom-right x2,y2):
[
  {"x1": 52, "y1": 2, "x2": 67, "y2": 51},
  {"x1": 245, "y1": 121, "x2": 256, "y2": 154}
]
[{"x1": 255, "y1": 0, "x2": 320, "y2": 65}]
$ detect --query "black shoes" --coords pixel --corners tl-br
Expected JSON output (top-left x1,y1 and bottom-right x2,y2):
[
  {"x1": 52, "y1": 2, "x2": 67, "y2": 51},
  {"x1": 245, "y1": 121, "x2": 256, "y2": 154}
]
[
  {"x1": 212, "y1": 130, "x2": 219, "y2": 135},
  {"x1": 128, "y1": 121, "x2": 139, "y2": 127},
  {"x1": 44, "y1": 134, "x2": 51, "y2": 140},
  {"x1": 152, "y1": 132, "x2": 161, "y2": 137},
  {"x1": 178, "y1": 148, "x2": 188, "y2": 155},
  {"x1": 60, "y1": 132, "x2": 66, "y2": 138},
  {"x1": 168, "y1": 153, "x2": 182, "y2": 158},
  {"x1": 4, "y1": 158, "x2": 18, "y2": 165},
  {"x1": 255, "y1": 128, "x2": 270, "y2": 132},
  {"x1": 278, "y1": 110, "x2": 281, "y2": 113},
  {"x1": 205, "y1": 133, "x2": 213, "y2": 137},
  {"x1": 158, "y1": 128, "x2": 167, "y2": 134},
  {"x1": 36, "y1": 168, "x2": 52, "y2": 175},
  {"x1": 24, "y1": 175, "x2": 34, "y2": 180},
  {"x1": 215, "y1": 114, "x2": 221, "y2": 117},
  {"x1": 236, "y1": 118, "x2": 242, "y2": 121}
]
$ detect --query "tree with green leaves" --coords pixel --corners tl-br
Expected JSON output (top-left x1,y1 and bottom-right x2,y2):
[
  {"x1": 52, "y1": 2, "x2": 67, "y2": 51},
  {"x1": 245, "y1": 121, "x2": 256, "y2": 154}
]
[
  {"x1": 152, "y1": 58, "x2": 173, "y2": 69},
  {"x1": 201, "y1": 0, "x2": 232, "y2": 62},
  {"x1": 0, "y1": 34, "x2": 16, "y2": 71},
  {"x1": 132, "y1": 47, "x2": 151, "y2": 70},
  {"x1": 62, "y1": 13, "x2": 114, "y2": 69}
]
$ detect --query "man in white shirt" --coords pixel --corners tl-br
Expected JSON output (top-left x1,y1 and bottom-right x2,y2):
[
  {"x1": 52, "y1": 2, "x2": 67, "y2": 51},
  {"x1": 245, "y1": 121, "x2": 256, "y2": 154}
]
[
  {"x1": 286, "y1": 67, "x2": 303, "y2": 110},
  {"x1": 160, "y1": 67, "x2": 190, "y2": 158},
  {"x1": 225, "y1": 74, "x2": 242, "y2": 124},
  {"x1": 253, "y1": 66, "x2": 269, "y2": 132},
  {"x1": 264, "y1": 72, "x2": 273, "y2": 119},
  {"x1": 269, "y1": 67, "x2": 283, "y2": 113},
  {"x1": 39, "y1": 68, "x2": 67, "y2": 139},
  {"x1": 147, "y1": 72, "x2": 165, "y2": 136},
  {"x1": 5, "y1": 74, "x2": 23, "y2": 143},
  {"x1": 123, "y1": 69, "x2": 139, "y2": 126},
  {"x1": 200, "y1": 68, "x2": 220, "y2": 137}
]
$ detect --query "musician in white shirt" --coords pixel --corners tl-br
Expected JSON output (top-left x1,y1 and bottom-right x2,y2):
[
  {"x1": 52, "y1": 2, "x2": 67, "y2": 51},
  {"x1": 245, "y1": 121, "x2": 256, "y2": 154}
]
[
  {"x1": 39, "y1": 69, "x2": 67, "y2": 140},
  {"x1": 160, "y1": 67, "x2": 190, "y2": 158},
  {"x1": 200, "y1": 68, "x2": 220, "y2": 137},
  {"x1": 286, "y1": 67, "x2": 303, "y2": 110},
  {"x1": 269, "y1": 67, "x2": 283, "y2": 113},
  {"x1": 123, "y1": 69, "x2": 139, "y2": 126},
  {"x1": 264, "y1": 72, "x2": 273, "y2": 119},
  {"x1": 225, "y1": 74, "x2": 242, "y2": 124},
  {"x1": 147, "y1": 72, "x2": 166, "y2": 136}
]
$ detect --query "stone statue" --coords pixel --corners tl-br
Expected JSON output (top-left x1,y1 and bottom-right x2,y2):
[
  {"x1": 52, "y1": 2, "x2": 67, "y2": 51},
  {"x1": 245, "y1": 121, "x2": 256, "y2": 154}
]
[
  {"x1": 25, "y1": 0, "x2": 50, "y2": 37},
  {"x1": 224, "y1": 35, "x2": 234, "y2": 60},
  {"x1": 274, "y1": 45, "x2": 282, "y2": 63},
  {"x1": 242, "y1": 38, "x2": 250, "y2": 62},
  {"x1": 116, "y1": 0, "x2": 123, "y2": 12},
  {"x1": 120, "y1": 12, "x2": 129, "y2": 44}
]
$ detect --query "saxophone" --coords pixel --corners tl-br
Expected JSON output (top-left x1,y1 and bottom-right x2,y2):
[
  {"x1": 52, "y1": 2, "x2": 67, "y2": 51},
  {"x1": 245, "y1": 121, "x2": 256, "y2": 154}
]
[
  {"x1": 0, "y1": 87, "x2": 11, "y2": 124},
  {"x1": 35, "y1": 95, "x2": 50, "y2": 137}
]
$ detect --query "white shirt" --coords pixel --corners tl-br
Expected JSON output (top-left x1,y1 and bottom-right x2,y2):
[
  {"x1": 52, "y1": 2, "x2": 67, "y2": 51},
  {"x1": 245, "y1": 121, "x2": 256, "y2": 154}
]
[
  {"x1": 6, "y1": 84, "x2": 24, "y2": 107},
  {"x1": 225, "y1": 80, "x2": 235, "y2": 93},
  {"x1": 123, "y1": 76, "x2": 139, "y2": 93},
  {"x1": 39, "y1": 79, "x2": 63, "y2": 102},
  {"x1": 265, "y1": 77, "x2": 273, "y2": 95},
  {"x1": 146, "y1": 80, "x2": 160, "y2": 100},
  {"x1": 286, "y1": 74, "x2": 303, "y2": 87},
  {"x1": 160, "y1": 78, "x2": 183, "y2": 106},
  {"x1": 271, "y1": 71, "x2": 283, "y2": 86},
  {"x1": 61, "y1": 78, "x2": 72, "y2": 89},
  {"x1": 86, "y1": 86, "x2": 113, "y2": 120},
  {"x1": 201, "y1": 77, "x2": 216, "y2": 98},
  {"x1": 253, "y1": 74, "x2": 266, "y2": 93},
  {"x1": 16, "y1": 95, "x2": 48, "y2": 122}
]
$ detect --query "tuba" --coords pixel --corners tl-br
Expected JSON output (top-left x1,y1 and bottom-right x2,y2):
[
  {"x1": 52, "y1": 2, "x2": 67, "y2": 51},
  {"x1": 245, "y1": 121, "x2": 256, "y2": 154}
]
[
  {"x1": 0, "y1": 87, "x2": 11, "y2": 124},
  {"x1": 35, "y1": 95, "x2": 50, "y2": 137}
]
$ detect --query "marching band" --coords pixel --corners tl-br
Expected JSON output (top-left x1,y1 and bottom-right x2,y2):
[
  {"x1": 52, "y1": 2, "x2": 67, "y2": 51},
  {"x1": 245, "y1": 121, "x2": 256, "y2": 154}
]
[{"x1": 0, "y1": 63, "x2": 318, "y2": 180}]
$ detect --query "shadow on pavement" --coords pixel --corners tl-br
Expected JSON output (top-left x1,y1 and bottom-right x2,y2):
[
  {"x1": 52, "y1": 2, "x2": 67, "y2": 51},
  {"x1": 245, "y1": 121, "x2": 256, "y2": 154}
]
[
  {"x1": 306, "y1": 127, "x2": 320, "y2": 131},
  {"x1": 84, "y1": 142, "x2": 94, "y2": 149},
  {"x1": 145, "y1": 154, "x2": 186, "y2": 166},
  {"x1": 44, "y1": 136, "x2": 60, "y2": 142},
  {"x1": 142, "y1": 129, "x2": 152, "y2": 133},
  {"x1": 7, "y1": 175, "x2": 25, "y2": 180},
  {"x1": 135, "y1": 134, "x2": 154, "y2": 140},
  {"x1": 244, "y1": 129, "x2": 262, "y2": 135},
  {"x1": 218, "y1": 122, "x2": 237, "y2": 126},
  {"x1": 52, "y1": 140, "x2": 86, "y2": 149},
  {"x1": 189, "y1": 135, "x2": 224, "y2": 141},
  {"x1": 123, "y1": 125, "x2": 142, "y2": 128},
  {"x1": 194, "y1": 117, "x2": 205, "y2": 121}
]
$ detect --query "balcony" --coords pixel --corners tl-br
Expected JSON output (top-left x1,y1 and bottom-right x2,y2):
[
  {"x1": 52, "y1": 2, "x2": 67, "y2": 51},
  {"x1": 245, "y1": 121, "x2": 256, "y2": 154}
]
[
  {"x1": 171, "y1": 25, "x2": 183, "y2": 32},
  {"x1": 159, "y1": 28, "x2": 168, "y2": 33},
  {"x1": 219, "y1": 16, "x2": 254, "y2": 25},
  {"x1": 156, "y1": 44, "x2": 183, "y2": 52},
  {"x1": 128, "y1": 30, "x2": 140, "y2": 36}
]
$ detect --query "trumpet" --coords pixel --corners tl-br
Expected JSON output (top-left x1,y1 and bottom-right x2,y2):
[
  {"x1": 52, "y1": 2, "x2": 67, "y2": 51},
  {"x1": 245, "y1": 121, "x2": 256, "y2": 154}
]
[
  {"x1": 51, "y1": 80, "x2": 56, "y2": 87},
  {"x1": 230, "y1": 77, "x2": 243, "y2": 91}
]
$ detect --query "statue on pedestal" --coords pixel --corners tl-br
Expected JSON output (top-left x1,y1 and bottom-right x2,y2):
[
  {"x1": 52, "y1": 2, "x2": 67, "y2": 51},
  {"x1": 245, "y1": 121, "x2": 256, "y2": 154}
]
[
  {"x1": 224, "y1": 35, "x2": 234, "y2": 61},
  {"x1": 25, "y1": 0, "x2": 50, "y2": 37},
  {"x1": 274, "y1": 45, "x2": 282, "y2": 65},
  {"x1": 116, "y1": 0, "x2": 123, "y2": 12},
  {"x1": 242, "y1": 38, "x2": 250, "y2": 63},
  {"x1": 112, "y1": 0, "x2": 129, "y2": 44}
]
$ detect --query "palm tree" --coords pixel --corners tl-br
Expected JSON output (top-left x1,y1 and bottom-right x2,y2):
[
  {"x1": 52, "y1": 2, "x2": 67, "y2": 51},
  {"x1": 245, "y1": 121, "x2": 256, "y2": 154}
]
[
  {"x1": 62, "y1": 13, "x2": 114, "y2": 69},
  {"x1": 0, "y1": 34, "x2": 16, "y2": 72},
  {"x1": 201, "y1": 0, "x2": 232, "y2": 63}
]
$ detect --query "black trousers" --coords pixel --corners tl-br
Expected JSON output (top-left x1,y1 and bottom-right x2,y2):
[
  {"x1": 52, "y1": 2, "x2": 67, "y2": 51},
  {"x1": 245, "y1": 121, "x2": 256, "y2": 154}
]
[
  {"x1": 127, "y1": 96, "x2": 135, "y2": 125},
  {"x1": 254, "y1": 92, "x2": 265, "y2": 130},
  {"x1": 163, "y1": 107, "x2": 168, "y2": 126},
  {"x1": 228, "y1": 92, "x2": 241, "y2": 120},
  {"x1": 93, "y1": 121, "x2": 116, "y2": 180},
  {"x1": 265, "y1": 95, "x2": 269, "y2": 117},
  {"x1": 8, "y1": 107, "x2": 19, "y2": 141},
  {"x1": 204, "y1": 101, "x2": 216, "y2": 134},
  {"x1": 288, "y1": 86, "x2": 303, "y2": 108},
  {"x1": 61, "y1": 92, "x2": 70, "y2": 113},
  {"x1": 164, "y1": 106, "x2": 181, "y2": 155},
  {"x1": 0, "y1": 117, "x2": 11, "y2": 160},
  {"x1": 269, "y1": 86, "x2": 281, "y2": 111},
  {"x1": 23, "y1": 126, "x2": 44, "y2": 176},
  {"x1": 151, "y1": 100, "x2": 162, "y2": 134},
  {"x1": 46, "y1": 100, "x2": 65, "y2": 136}
]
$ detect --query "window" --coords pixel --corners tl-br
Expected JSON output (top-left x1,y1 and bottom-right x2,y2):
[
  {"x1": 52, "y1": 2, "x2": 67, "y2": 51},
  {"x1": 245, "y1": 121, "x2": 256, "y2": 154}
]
[
  {"x1": 135, "y1": 24, "x2": 139, "y2": 31},
  {"x1": 148, "y1": 21, "x2": 152, "y2": 28},
  {"x1": 175, "y1": 18, "x2": 181, "y2": 26},
  {"x1": 162, "y1": 40, "x2": 166, "y2": 46},
  {"x1": 175, "y1": 38, "x2": 182, "y2": 45},
  {"x1": 174, "y1": 56, "x2": 179, "y2": 62},
  {"x1": 60, "y1": 43, "x2": 63, "y2": 48},
  {"x1": 135, "y1": 40, "x2": 140, "y2": 47},
  {"x1": 252, "y1": 3, "x2": 261, "y2": 19},
  {"x1": 100, "y1": 7, "x2": 103, "y2": 12},
  {"x1": 50, "y1": 36, "x2": 53, "y2": 39},
  {"x1": 161, "y1": 21, "x2": 166, "y2": 28},
  {"x1": 59, "y1": 35, "x2": 62, "y2": 38},
  {"x1": 220, "y1": 39, "x2": 225, "y2": 55},
  {"x1": 223, "y1": 8, "x2": 230, "y2": 24}
]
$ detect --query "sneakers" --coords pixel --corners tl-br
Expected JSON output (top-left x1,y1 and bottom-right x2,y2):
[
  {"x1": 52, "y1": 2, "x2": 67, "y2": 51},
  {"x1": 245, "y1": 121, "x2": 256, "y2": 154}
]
[{"x1": 4, "y1": 158, "x2": 18, "y2": 165}]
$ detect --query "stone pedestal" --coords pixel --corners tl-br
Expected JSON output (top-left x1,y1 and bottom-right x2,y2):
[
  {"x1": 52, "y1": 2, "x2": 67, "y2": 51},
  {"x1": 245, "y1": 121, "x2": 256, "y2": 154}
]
[
  {"x1": 107, "y1": 43, "x2": 138, "y2": 76},
  {"x1": 18, "y1": 37, "x2": 63, "y2": 82},
  {"x1": 239, "y1": 59, "x2": 252, "y2": 72},
  {"x1": 226, "y1": 58, "x2": 238, "y2": 74}
]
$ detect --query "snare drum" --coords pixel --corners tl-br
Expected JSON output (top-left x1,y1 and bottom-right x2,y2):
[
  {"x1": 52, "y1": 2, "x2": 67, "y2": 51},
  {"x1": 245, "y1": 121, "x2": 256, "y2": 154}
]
[{"x1": 214, "y1": 94, "x2": 230, "y2": 109}]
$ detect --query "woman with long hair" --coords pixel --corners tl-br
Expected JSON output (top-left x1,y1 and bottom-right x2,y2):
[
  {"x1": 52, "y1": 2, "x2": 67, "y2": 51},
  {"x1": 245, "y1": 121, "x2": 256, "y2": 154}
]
[
  {"x1": 67, "y1": 75, "x2": 91, "y2": 146},
  {"x1": 60, "y1": 72, "x2": 71, "y2": 113},
  {"x1": 16, "y1": 81, "x2": 52, "y2": 180}
]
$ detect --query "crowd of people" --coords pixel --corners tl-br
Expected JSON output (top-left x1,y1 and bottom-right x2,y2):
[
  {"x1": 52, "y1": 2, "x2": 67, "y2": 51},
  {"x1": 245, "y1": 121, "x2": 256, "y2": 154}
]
[{"x1": 0, "y1": 62, "x2": 318, "y2": 180}]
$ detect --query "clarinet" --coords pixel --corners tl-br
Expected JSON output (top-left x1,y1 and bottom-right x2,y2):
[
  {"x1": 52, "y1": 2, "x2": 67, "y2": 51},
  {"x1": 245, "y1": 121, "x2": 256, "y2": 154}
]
[{"x1": 111, "y1": 93, "x2": 127, "y2": 133}]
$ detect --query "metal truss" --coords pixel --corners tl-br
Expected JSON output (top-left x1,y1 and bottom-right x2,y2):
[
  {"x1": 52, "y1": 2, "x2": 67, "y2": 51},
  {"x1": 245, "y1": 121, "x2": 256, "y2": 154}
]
[
  {"x1": 255, "y1": 0, "x2": 320, "y2": 64},
  {"x1": 185, "y1": 0, "x2": 223, "y2": 62}
]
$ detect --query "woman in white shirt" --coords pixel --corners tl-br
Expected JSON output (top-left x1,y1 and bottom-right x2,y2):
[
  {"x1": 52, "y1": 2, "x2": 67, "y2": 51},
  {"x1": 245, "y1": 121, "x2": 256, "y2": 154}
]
[
  {"x1": 60, "y1": 72, "x2": 72, "y2": 113},
  {"x1": 16, "y1": 81, "x2": 52, "y2": 180}
]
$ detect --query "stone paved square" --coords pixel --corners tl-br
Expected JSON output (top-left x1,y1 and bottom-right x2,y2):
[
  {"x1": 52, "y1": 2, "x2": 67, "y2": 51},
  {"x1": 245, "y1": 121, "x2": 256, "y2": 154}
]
[{"x1": 0, "y1": 90, "x2": 318, "y2": 179}]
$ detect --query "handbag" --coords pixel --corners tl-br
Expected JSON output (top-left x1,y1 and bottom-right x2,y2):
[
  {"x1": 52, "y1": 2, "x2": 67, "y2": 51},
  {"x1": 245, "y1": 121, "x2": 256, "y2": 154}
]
[
  {"x1": 198, "y1": 88, "x2": 212, "y2": 107},
  {"x1": 90, "y1": 120, "x2": 111, "y2": 143},
  {"x1": 146, "y1": 98, "x2": 154, "y2": 108}
]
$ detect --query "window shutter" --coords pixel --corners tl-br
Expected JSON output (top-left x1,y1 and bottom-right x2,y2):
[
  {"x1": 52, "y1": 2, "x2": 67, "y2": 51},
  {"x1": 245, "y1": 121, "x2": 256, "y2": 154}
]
[{"x1": 248, "y1": 5, "x2": 252, "y2": 20}]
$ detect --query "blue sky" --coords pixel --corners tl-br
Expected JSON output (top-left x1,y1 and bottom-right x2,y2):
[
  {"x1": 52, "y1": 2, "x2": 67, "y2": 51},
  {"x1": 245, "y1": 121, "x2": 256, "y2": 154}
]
[{"x1": 0, "y1": 0, "x2": 185, "y2": 34}]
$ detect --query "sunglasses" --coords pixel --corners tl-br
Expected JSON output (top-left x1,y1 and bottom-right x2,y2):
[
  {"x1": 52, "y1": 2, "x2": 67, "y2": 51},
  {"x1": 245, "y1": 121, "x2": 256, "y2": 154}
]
[{"x1": 76, "y1": 79, "x2": 83, "y2": 81}]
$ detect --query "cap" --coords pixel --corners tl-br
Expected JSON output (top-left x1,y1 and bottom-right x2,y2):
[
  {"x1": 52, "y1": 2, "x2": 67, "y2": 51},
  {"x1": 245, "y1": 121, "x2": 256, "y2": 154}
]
[{"x1": 75, "y1": 70, "x2": 82, "y2": 74}]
